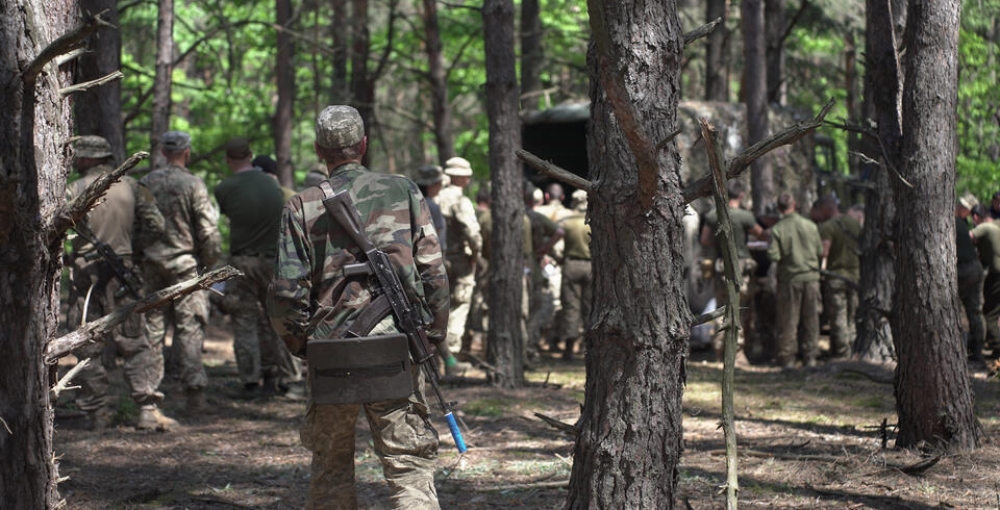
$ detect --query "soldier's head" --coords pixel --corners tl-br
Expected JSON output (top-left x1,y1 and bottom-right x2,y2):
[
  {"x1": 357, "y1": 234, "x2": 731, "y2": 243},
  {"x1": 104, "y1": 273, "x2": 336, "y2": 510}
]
[
  {"x1": 992, "y1": 191, "x2": 1000, "y2": 212},
  {"x1": 414, "y1": 164, "x2": 444, "y2": 198},
  {"x1": 314, "y1": 105, "x2": 366, "y2": 166},
  {"x1": 161, "y1": 131, "x2": 192, "y2": 166},
  {"x1": 817, "y1": 194, "x2": 840, "y2": 220},
  {"x1": 444, "y1": 157, "x2": 473, "y2": 188},
  {"x1": 972, "y1": 204, "x2": 993, "y2": 225},
  {"x1": 475, "y1": 182, "x2": 491, "y2": 206},
  {"x1": 726, "y1": 180, "x2": 747, "y2": 205},
  {"x1": 571, "y1": 189, "x2": 588, "y2": 212},
  {"x1": 848, "y1": 204, "x2": 865, "y2": 226},
  {"x1": 524, "y1": 183, "x2": 542, "y2": 208},
  {"x1": 224, "y1": 137, "x2": 254, "y2": 170},
  {"x1": 777, "y1": 192, "x2": 796, "y2": 214},
  {"x1": 957, "y1": 193, "x2": 977, "y2": 219},
  {"x1": 546, "y1": 183, "x2": 565, "y2": 204},
  {"x1": 72, "y1": 135, "x2": 113, "y2": 170}
]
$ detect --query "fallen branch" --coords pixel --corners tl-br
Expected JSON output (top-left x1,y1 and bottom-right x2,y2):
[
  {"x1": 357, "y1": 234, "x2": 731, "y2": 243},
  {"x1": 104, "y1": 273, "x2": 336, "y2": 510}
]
[
  {"x1": 60, "y1": 70, "x2": 123, "y2": 96},
  {"x1": 890, "y1": 455, "x2": 941, "y2": 475},
  {"x1": 51, "y1": 358, "x2": 89, "y2": 398},
  {"x1": 534, "y1": 412, "x2": 578, "y2": 437},
  {"x1": 484, "y1": 479, "x2": 569, "y2": 492},
  {"x1": 683, "y1": 99, "x2": 835, "y2": 204},
  {"x1": 45, "y1": 266, "x2": 242, "y2": 362},
  {"x1": 22, "y1": 11, "x2": 114, "y2": 87},
  {"x1": 692, "y1": 305, "x2": 727, "y2": 327},
  {"x1": 516, "y1": 150, "x2": 593, "y2": 193},
  {"x1": 708, "y1": 448, "x2": 846, "y2": 463},
  {"x1": 683, "y1": 17, "x2": 722, "y2": 47}
]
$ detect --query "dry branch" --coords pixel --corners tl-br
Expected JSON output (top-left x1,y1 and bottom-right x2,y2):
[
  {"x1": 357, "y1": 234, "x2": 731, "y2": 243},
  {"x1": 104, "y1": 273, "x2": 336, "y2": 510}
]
[
  {"x1": 891, "y1": 455, "x2": 941, "y2": 475},
  {"x1": 516, "y1": 150, "x2": 594, "y2": 193},
  {"x1": 683, "y1": 99, "x2": 835, "y2": 204},
  {"x1": 45, "y1": 266, "x2": 242, "y2": 362},
  {"x1": 22, "y1": 11, "x2": 114, "y2": 86},
  {"x1": 534, "y1": 412, "x2": 578, "y2": 437},
  {"x1": 51, "y1": 358, "x2": 89, "y2": 397},
  {"x1": 683, "y1": 17, "x2": 722, "y2": 47},
  {"x1": 47, "y1": 151, "x2": 149, "y2": 247},
  {"x1": 693, "y1": 305, "x2": 727, "y2": 327},
  {"x1": 60, "y1": 70, "x2": 123, "y2": 96}
]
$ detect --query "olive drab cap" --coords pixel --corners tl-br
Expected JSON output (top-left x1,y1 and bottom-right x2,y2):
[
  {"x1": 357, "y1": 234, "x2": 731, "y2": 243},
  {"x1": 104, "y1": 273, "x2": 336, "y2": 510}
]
[
  {"x1": 316, "y1": 105, "x2": 365, "y2": 149},
  {"x1": 73, "y1": 135, "x2": 113, "y2": 159},
  {"x1": 414, "y1": 165, "x2": 444, "y2": 186},
  {"x1": 444, "y1": 156, "x2": 473, "y2": 177},
  {"x1": 162, "y1": 131, "x2": 191, "y2": 152}
]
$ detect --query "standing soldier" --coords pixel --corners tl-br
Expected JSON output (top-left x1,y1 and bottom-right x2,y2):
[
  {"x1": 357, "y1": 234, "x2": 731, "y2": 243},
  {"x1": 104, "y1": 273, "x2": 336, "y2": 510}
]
[
  {"x1": 465, "y1": 185, "x2": 492, "y2": 351},
  {"x1": 768, "y1": 192, "x2": 823, "y2": 369},
  {"x1": 215, "y1": 137, "x2": 301, "y2": 397},
  {"x1": 524, "y1": 185, "x2": 564, "y2": 363},
  {"x1": 267, "y1": 105, "x2": 448, "y2": 508},
  {"x1": 414, "y1": 164, "x2": 448, "y2": 253},
  {"x1": 557, "y1": 189, "x2": 592, "y2": 361},
  {"x1": 971, "y1": 205, "x2": 1000, "y2": 359},
  {"x1": 957, "y1": 194, "x2": 985, "y2": 367},
  {"x1": 65, "y1": 135, "x2": 177, "y2": 431},
  {"x1": 817, "y1": 195, "x2": 862, "y2": 360},
  {"x1": 534, "y1": 183, "x2": 573, "y2": 350},
  {"x1": 436, "y1": 156, "x2": 481, "y2": 374},
  {"x1": 141, "y1": 131, "x2": 222, "y2": 412}
]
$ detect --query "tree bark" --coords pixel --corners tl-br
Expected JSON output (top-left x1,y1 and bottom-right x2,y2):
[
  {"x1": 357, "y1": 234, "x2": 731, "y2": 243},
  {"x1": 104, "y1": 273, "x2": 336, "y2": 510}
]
[
  {"x1": 764, "y1": 0, "x2": 785, "y2": 105},
  {"x1": 350, "y1": 0, "x2": 373, "y2": 167},
  {"x1": 150, "y1": 0, "x2": 174, "y2": 168},
  {"x1": 421, "y1": 0, "x2": 455, "y2": 163},
  {"x1": 891, "y1": 0, "x2": 981, "y2": 450},
  {"x1": 742, "y1": 0, "x2": 773, "y2": 216},
  {"x1": 74, "y1": 0, "x2": 124, "y2": 162},
  {"x1": 519, "y1": 0, "x2": 543, "y2": 110},
  {"x1": 483, "y1": 0, "x2": 525, "y2": 389},
  {"x1": 0, "y1": 0, "x2": 75, "y2": 506},
  {"x1": 331, "y1": 0, "x2": 349, "y2": 102},
  {"x1": 567, "y1": 1, "x2": 688, "y2": 508},
  {"x1": 704, "y1": 0, "x2": 729, "y2": 102},
  {"x1": 275, "y1": 0, "x2": 295, "y2": 188}
]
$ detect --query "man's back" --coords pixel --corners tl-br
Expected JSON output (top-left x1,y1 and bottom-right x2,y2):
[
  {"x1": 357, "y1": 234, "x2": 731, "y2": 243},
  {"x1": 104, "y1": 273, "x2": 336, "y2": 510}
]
[
  {"x1": 215, "y1": 170, "x2": 285, "y2": 256},
  {"x1": 141, "y1": 163, "x2": 221, "y2": 270},
  {"x1": 68, "y1": 167, "x2": 138, "y2": 256},
  {"x1": 768, "y1": 212, "x2": 822, "y2": 282},
  {"x1": 820, "y1": 214, "x2": 862, "y2": 280},
  {"x1": 973, "y1": 220, "x2": 1000, "y2": 275},
  {"x1": 436, "y1": 184, "x2": 481, "y2": 258}
]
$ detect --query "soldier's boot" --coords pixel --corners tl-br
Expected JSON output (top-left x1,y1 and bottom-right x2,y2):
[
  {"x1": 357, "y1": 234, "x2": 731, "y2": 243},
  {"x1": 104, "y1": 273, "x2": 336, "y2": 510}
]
[
  {"x1": 136, "y1": 405, "x2": 179, "y2": 432},
  {"x1": 562, "y1": 338, "x2": 576, "y2": 362},
  {"x1": 87, "y1": 407, "x2": 113, "y2": 432},
  {"x1": 185, "y1": 388, "x2": 208, "y2": 414}
]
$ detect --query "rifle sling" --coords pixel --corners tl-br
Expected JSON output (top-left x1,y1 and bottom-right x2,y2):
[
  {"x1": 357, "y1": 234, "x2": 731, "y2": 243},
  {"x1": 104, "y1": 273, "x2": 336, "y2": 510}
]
[{"x1": 347, "y1": 294, "x2": 393, "y2": 337}]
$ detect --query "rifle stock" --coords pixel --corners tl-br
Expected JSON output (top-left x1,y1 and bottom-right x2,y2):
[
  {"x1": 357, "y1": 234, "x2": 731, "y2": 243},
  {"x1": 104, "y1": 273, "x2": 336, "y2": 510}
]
[{"x1": 72, "y1": 222, "x2": 144, "y2": 299}]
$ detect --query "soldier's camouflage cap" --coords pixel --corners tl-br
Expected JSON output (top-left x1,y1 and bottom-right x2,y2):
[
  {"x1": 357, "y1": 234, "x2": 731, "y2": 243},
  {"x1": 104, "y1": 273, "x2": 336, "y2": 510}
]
[
  {"x1": 414, "y1": 164, "x2": 444, "y2": 186},
  {"x1": 571, "y1": 189, "x2": 588, "y2": 211},
  {"x1": 73, "y1": 135, "x2": 113, "y2": 159},
  {"x1": 958, "y1": 192, "x2": 978, "y2": 210},
  {"x1": 162, "y1": 131, "x2": 191, "y2": 152},
  {"x1": 316, "y1": 105, "x2": 365, "y2": 149},
  {"x1": 444, "y1": 156, "x2": 473, "y2": 177}
]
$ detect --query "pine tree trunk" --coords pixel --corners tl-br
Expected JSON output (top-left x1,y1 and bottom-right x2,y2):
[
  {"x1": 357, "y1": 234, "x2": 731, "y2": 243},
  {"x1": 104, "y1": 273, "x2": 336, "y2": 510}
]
[
  {"x1": 350, "y1": 0, "x2": 373, "y2": 167},
  {"x1": 275, "y1": 0, "x2": 295, "y2": 188},
  {"x1": 75, "y1": 0, "x2": 124, "y2": 162},
  {"x1": 704, "y1": 0, "x2": 729, "y2": 102},
  {"x1": 567, "y1": 1, "x2": 688, "y2": 507},
  {"x1": 150, "y1": 0, "x2": 174, "y2": 168},
  {"x1": 330, "y1": 0, "x2": 349, "y2": 102},
  {"x1": 483, "y1": 0, "x2": 525, "y2": 389},
  {"x1": 421, "y1": 0, "x2": 455, "y2": 163},
  {"x1": 0, "y1": 0, "x2": 75, "y2": 506},
  {"x1": 764, "y1": 0, "x2": 785, "y2": 105},
  {"x1": 519, "y1": 0, "x2": 543, "y2": 110},
  {"x1": 743, "y1": 0, "x2": 774, "y2": 216},
  {"x1": 892, "y1": 0, "x2": 981, "y2": 450}
]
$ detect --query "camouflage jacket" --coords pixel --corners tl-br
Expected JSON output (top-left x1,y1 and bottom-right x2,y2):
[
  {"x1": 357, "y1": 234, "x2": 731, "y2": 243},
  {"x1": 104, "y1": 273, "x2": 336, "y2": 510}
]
[
  {"x1": 267, "y1": 162, "x2": 449, "y2": 355},
  {"x1": 67, "y1": 164, "x2": 165, "y2": 259},
  {"x1": 140, "y1": 163, "x2": 222, "y2": 273},
  {"x1": 435, "y1": 184, "x2": 482, "y2": 260}
]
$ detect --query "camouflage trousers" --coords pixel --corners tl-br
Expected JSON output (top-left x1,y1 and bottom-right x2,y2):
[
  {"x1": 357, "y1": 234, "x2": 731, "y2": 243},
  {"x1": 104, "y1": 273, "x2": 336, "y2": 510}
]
[
  {"x1": 559, "y1": 259, "x2": 592, "y2": 350},
  {"x1": 67, "y1": 258, "x2": 164, "y2": 410},
  {"x1": 445, "y1": 256, "x2": 476, "y2": 357},
  {"x1": 226, "y1": 255, "x2": 301, "y2": 385},
  {"x1": 143, "y1": 263, "x2": 209, "y2": 391},
  {"x1": 775, "y1": 279, "x2": 821, "y2": 366},
  {"x1": 958, "y1": 260, "x2": 986, "y2": 359},
  {"x1": 822, "y1": 278, "x2": 858, "y2": 358},
  {"x1": 300, "y1": 320, "x2": 439, "y2": 509},
  {"x1": 711, "y1": 258, "x2": 757, "y2": 360},
  {"x1": 464, "y1": 258, "x2": 489, "y2": 351},
  {"x1": 526, "y1": 272, "x2": 556, "y2": 357}
]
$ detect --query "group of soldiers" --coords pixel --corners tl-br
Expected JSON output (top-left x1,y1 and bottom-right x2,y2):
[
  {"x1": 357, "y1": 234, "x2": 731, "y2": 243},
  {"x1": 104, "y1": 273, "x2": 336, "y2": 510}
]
[
  {"x1": 957, "y1": 191, "x2": 1000, "y2": 369},
  {"x1": 65, "y1": 132, "x2": 303, "y2": 432},
  {"x1": 699, "y1": 182, "x2": 864, "y2": 369}
]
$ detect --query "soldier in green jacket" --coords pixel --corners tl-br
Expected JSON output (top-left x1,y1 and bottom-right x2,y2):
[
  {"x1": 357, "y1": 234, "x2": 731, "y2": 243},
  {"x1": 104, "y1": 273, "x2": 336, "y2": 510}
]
[
  {"x1": 768, "y1": 192, "x2": 823, "y2": 368},
  {"x1": 817, "y1": 195, "x2": 862, "y2": 360},
  {"x1": 267, "y1": 106, "x2": 448, "y2": 509}
]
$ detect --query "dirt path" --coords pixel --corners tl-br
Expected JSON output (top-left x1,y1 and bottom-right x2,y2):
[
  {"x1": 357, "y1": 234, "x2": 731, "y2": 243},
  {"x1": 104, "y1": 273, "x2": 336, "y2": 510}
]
[{"x1": 54, "y1": 317, "x2": 1000, "y2": 509}]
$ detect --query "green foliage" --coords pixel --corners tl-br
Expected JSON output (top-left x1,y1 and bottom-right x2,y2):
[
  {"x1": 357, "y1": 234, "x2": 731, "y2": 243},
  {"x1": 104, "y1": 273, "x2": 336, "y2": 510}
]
[{"x1": 956, "y1": 0, "x2": 1000, "y2": 200}]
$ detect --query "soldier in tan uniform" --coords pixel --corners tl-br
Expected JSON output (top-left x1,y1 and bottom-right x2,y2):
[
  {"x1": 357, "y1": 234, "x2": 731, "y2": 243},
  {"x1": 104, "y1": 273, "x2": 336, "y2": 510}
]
[
  {"x1": 534, "y1": 183, "x2": 574, "y2": 350},
  {"x1": 435, "y1": 157, "x2": 481, "y2": 374},
  {"x1": 557, "y1": 189, "x2": 592, "y2": 361},
  {"x1": 141, "y1": 131, "x2": 222, "y2": 412},
  {"x1": 65, "y1": 136, "x2": 178, "y2": 431}
]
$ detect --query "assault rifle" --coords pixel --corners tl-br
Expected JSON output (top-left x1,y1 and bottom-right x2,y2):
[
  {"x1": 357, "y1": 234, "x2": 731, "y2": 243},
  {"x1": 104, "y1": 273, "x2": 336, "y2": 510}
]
[
  {"x1": 72, "y1": 222, "x2": 144, "y2": 299},
  {"x1": 322, "y1": 187, "x2": 468, "y2": 453}
]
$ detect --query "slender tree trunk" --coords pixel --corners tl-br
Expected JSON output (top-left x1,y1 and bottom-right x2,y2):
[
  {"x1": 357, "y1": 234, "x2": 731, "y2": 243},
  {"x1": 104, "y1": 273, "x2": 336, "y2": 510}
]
[
  {"x1": 350, "y1": 0, "x2": 373, "y2": 167},
  {"x1": 845, "y1": 30, "x2": 861, "y2": 181},
  {"x1": 704, "y1": 0, "x2": 729, "y2": 102},
  {"x1": 856, "y1": 0, "x2": 904, "y2": 363},
  {"x1": 275, "y1": 0, "x2": 295, "y2": 188},
  {"x1": 764, "y1": 0, "x2": 785, "y2": 105},
  {"x1": 519, "y1": 0, "x2": 543, "y2": 110},
  {"x1": 742, "y1": 0, "x2": 773, "y2": 216},
  {"x1": 567, "y1": 1, "x2": 688, "y2": 507},
  {"x1": 75, "y1": 0, "x2": 124, "y2": 162},
  {"x1": 0, "y1": 0, "x2": 75, "y2": 506},
  {"x1": 331, "y1": 0, "x2": 349, "y2": 102},
  {"x1": 421, "y1": 0, "x2": 455, "y2": 163},
  {"x1": 892, "y1": 0, "x2": 980, "y2": 450},
  {"x1": 150, "y1": 0, "x2": 174, "y2": 168},
  {"x1": 483, "y1": 0, "x2": 525, "y2": 389}
]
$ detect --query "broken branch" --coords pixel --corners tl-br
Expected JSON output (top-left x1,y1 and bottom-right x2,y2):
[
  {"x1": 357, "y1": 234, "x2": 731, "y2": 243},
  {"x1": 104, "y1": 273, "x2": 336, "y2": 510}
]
[
  {"x1": 60, "y1": 70, "x2": 123, "y2": 96},
  {"x1": 51, "y1": 358, "x2": 89, "y2": 398},
  {"x1": 684, "y1": 17, "x2": 722, "y2": 47},
  {"x1": 516, "y1": 150, "x2": 594, "y2": 193},
  {"x1": 23, "y1": 11, "x2": 114, "y2": 87}
]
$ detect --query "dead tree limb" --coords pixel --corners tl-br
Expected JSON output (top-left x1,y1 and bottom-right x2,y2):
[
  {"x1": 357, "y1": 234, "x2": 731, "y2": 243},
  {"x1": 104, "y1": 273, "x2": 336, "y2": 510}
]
[
  {"x1": 45, "y1": 266, "x2": 242, "y2": 362},
  {"x1": 533, "y1": 412, "x2": 578, "y2": 437},
  {"x1": 702, "y1": 119, "x2": 740, "y2": 509},
  {"x1": 22, "y1": 11, "x2": 114, "y2": 87},
  {"x1": 684, "y1": 17, "x2": 722, "y2": 47},
  {"x1": 51, "y1": 358, "x2": 89, "y2": 397},
  {"x1": 515, "y1": 149, "x2": 593, "y2": 193},
  {"x1": 693, "y1": 305, "x2": 727, "y2": 327},
  {"x1": 683, "y1": 99, "x2": 835, "y2": 204},
  {"x1": 60, "y1": 70, "x2": 123, "y2": 96},
  {"x1": 823, "y1": 120, "x2": 913, "y2": 188},
  {"x1": 47, "y1": 151, "x2": 149, "y2": 247}
]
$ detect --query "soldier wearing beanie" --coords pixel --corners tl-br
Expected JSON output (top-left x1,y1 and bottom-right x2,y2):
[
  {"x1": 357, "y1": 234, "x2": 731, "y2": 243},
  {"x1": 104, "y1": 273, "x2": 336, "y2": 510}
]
[
  {"x1": 65, "y1": 135, "x2": 178, "y2": 431},
  {"x1": 268, "y1": 105, "x2": 449, "y2": 509}
]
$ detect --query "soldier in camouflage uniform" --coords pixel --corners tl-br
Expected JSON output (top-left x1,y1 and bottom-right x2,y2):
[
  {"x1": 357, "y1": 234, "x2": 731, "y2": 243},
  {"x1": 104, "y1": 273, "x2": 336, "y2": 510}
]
[
  {"x1": 557, "y1": 189, "x2": 591, "y2": 361},
  {"x1": 534, "y1": 183, "x2": 573, "y2": 350},
  {"x1": 300, "y1": 161, "x2": 329, "y2": 190},
  {"x1": 957, "y1": 194, "x2": 986, "y2": 366},
  {"x1": 436, "y1": 156, "x2": 481, "y2": 374},
  {"x1": 141, "y1": 131, "x2": 222, "y2": 412},
  {"x1": 267, "y1": 105, "x2": 448, "y2": 509},
  {"x1": 817, "y1": 195, "x2": 862, "y2": 360},
  {"x1": 215, "y1": 138, "x2": 301, "y2": 397},
  {"x1": 65, "y1": 135, "x2": 178, "y2": 431},
  {"x1": 524, "y1": 185, "x2": 564, "y2": 363}
]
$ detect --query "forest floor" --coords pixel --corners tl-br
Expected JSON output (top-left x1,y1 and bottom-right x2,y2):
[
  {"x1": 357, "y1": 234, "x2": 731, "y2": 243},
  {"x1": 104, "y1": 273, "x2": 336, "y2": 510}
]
[{"x1": 53, "y1": 314, "x2": 1000, "y2": 509}]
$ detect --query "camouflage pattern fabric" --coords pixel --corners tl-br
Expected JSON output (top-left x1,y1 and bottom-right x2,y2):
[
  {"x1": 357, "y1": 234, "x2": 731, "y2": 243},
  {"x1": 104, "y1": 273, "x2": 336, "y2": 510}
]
[
  {"x1": 140, "y1": 163, "x2": 222, "y2": 274},
  {"x1": 226, "y1": 255, "x2": 301, "y2": 385},
  {"x1": 434, "y1": 183, "x2": 480, "y2": 355},
  {"x1": 67, "y1": 165, "x2": 165, "y2": 257},
  {"x1": 775, "y1": 279, "x2": 821, "y2": 366},
  {"x1": 958, "y1": 259, "x2": 985, "y2": 360},
  {"x1": 822, "y1": 279, "x2": 858, "y2": 358},
  {"x1": 144, "y1": 264, "x2": 210, "y2": 390},
  {"x1": 267, "y1": 162, "x2": 446, "y2": 509}
]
